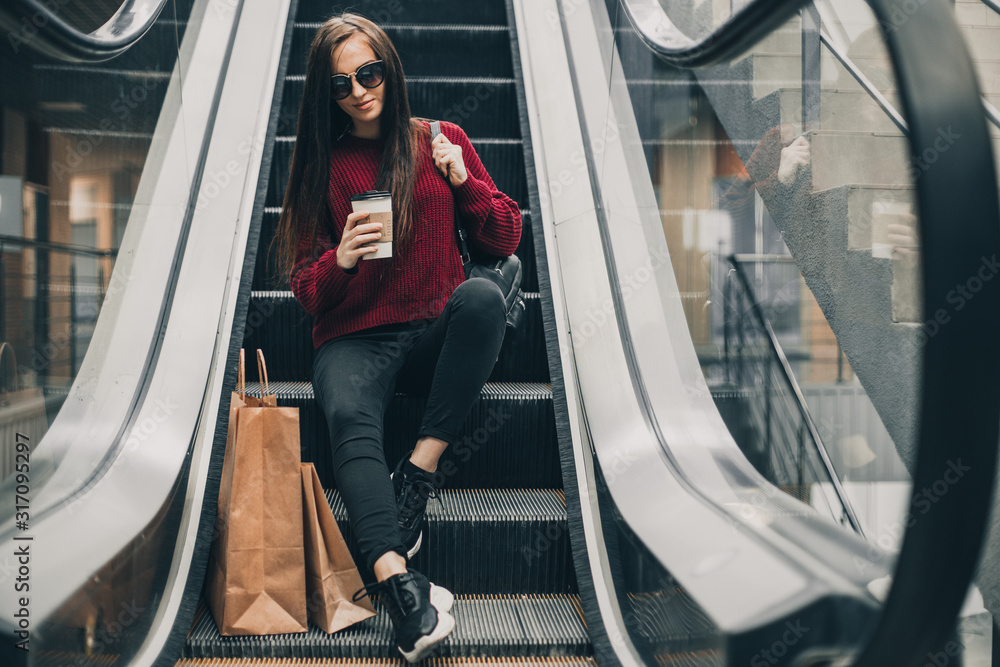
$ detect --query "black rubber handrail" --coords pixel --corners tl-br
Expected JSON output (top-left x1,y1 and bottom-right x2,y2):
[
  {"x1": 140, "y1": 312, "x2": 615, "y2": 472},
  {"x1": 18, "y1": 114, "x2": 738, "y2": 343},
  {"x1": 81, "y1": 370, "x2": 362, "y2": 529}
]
[
  {"x1": 616, "y1": 0, "x2": 808, "y2": 67},
  {"x1": 728, "y1": 254, "x2": 866, "y2": 537},
  {"x1": 0, "y1": 0, "x2": 169, "y2": 62},
  {"x1": 620, "y1": 0, "x2": 1000, "y2": 663},
  {"x1": 850, "y1": 0, "x2": 1000, "y2": 662}
]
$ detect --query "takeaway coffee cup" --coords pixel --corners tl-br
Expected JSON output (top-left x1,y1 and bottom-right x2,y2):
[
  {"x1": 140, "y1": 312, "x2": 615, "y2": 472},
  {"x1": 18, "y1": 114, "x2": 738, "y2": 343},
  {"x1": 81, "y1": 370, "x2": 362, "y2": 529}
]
[
  {"x1": 871, "y1": 200, "x2": 914, "y2": 259},
  {"x1": 350, "y1": 190, "x2": 393, "y2": 260}
]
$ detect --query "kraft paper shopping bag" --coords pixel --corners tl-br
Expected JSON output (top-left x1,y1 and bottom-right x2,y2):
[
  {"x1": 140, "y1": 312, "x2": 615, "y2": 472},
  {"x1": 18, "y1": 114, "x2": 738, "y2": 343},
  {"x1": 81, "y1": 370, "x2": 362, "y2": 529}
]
[{"x1": 206, "y1": 349, "x2": 308, "y2": 636}]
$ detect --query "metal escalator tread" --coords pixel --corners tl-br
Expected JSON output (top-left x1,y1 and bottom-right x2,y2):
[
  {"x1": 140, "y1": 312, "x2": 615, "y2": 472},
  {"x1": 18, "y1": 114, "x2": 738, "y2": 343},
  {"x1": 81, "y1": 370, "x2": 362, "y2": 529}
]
[
  {"x1": 323, "y1": 488, "x2": 575, "y2": 594},
  {"x1": 326, "y1": 488, "x2": 566, "y2": 521},
  {"x1": 176, "y1": 659, "x2": 594, "y2": 666},
  {"x1": 243, "y1": 381, "x2": 552, "y2": 401},
  {"x1": 647, "y1": 652, "x2": 724, "y2": 666},
  {"x1": 184, "y1": 595, "x2": 590, "y2": 659},
  {"x1": 625, "y1": 589, "x2": 720, "y2": 653}
]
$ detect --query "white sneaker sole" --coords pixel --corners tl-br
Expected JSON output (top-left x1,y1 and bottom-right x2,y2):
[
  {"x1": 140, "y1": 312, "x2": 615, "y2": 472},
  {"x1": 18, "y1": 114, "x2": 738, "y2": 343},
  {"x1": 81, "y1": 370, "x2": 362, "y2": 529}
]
[
  {"x1": 398, "y1": 609, "x2": 455, "y2": 663},
  {"x1": 430, "y1": 584, "x2": 454, "y2": 613}
]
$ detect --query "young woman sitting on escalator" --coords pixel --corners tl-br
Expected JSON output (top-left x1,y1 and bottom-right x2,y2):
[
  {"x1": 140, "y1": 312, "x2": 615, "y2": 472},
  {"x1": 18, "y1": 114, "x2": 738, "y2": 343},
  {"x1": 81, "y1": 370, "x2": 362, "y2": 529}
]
[{"x1": 271, "y1": 12, "x2": 521, "y2": 662}]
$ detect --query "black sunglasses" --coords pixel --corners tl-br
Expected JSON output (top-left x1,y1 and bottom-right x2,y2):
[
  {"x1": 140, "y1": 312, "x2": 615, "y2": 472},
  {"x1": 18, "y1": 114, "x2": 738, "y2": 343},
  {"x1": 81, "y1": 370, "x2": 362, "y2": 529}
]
[{"x1": 330, "y1": 60, "x2": 385, "y2": 101}]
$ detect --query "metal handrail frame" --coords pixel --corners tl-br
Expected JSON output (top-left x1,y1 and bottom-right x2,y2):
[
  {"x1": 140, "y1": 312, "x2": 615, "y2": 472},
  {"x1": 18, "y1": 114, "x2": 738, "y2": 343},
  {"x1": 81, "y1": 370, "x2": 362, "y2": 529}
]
[{"x1": 728, "y1": 255, "x2": 866, "y2": 536}]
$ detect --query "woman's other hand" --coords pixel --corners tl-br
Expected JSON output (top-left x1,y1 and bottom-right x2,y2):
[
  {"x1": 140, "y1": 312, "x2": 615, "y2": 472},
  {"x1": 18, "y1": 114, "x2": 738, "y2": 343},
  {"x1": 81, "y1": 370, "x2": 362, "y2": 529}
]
[
  {"x1": 337, "y1": 209, "x2": 382, "y2": 270},
  {"x1": 777, "y1": 135, "x2": 810, "y2": 185},
  {"x1": 887, "y1": 212, "x2": 919, "y2": 258},
  {"x1": 432, "y1": 132, "x2": 468, "y2": 187}
]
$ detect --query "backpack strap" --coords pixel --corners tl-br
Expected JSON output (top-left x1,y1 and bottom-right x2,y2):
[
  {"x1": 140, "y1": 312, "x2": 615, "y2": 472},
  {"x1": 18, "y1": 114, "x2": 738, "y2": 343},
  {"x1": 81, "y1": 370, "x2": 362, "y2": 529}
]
[{"x1": 429, "y1": 120, "x2": 470, "y2": 265}]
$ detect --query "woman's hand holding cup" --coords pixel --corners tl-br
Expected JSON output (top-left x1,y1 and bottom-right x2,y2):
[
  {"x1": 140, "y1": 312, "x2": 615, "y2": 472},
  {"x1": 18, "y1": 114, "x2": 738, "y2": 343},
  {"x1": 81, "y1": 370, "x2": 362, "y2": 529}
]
[{"x1": 337, "y1": 209, "x2": 382, "y2": 270}]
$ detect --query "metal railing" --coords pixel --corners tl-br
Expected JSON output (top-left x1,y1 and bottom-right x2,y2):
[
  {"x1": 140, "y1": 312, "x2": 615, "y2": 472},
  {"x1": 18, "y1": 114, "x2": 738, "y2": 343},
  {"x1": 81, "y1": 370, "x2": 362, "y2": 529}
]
[
  {"x1": 813, "y1": 1, "x2": 1000, "y2": 132},
  {"x1": 724, "y1": 254, "x2": 865, "y2": 536},
  {"x1": 816, "y1": 27, "x2": 909, "y2": 134}
]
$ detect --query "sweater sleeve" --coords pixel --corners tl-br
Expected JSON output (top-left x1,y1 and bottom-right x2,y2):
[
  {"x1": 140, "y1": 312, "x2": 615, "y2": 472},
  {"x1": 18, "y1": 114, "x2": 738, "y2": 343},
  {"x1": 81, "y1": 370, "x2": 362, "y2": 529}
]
[
  {"x1": 289, "y1": 225, "x2": 357, "y2": 316},
  {"x1": 444, "y1": 122, "x2": 522, "y2": 256}
]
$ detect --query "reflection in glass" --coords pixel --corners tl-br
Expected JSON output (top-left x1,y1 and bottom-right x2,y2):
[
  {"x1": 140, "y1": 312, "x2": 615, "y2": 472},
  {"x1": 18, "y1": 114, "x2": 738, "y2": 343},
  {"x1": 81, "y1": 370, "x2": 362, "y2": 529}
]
[{"x1": 609, "y1": 1, "x2": 920, "y2": 543}]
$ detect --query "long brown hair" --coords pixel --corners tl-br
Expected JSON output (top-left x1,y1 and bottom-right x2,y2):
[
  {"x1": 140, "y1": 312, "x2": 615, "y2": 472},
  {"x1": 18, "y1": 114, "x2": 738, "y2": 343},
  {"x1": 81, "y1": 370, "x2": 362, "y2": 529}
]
[{"x1": 271, "y1": 13, "x2": 426, "y2": 285}]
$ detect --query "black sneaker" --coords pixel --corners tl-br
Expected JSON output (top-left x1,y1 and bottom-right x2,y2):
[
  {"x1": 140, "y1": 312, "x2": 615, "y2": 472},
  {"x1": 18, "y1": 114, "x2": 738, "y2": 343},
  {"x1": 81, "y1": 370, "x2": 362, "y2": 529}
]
[
  {"x1": 352, "y1": 569, "x2": 455, "y2": 663},
  {"x1": 391, "y1": 452, "x2": 440, "y2": 559}
]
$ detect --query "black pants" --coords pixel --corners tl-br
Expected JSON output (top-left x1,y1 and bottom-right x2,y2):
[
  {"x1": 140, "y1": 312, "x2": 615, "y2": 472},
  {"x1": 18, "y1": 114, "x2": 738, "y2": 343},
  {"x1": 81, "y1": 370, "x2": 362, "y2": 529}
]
[{"x1": 311, "y1": 277, "x2": 507, "y2": 572}]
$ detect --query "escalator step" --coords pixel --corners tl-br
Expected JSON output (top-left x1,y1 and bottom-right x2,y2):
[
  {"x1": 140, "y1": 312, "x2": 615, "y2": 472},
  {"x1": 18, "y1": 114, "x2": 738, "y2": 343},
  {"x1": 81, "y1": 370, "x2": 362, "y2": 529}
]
[
  {"x1": 241, "y1": 381, "x2": 561, "y2": 490},
  {"x1": 323, "y1": 488, "x2": 575, "y2": 593},
  {"x1": 241, "y1": 291, "x2": 547, "y2": 383},
  {"x1": 294, "y1": 0, "x2": 508, "y2": 25},
  {"x1": 251, "y1": 208, "x2": 538, "y2": 293},
  {"x1": 625, "y1": 589, "x2": 721, "y2": 654},
  {"x1": 35, "y1": 653, "x2": 120, "y2": 666},
  {"x1": 184, "y1": 595, "x2": 590, "y2": 659},
  {"x1": 176, "y1": 659, "x2": 596, "y2": 666},
  {"x1": 645, "y1": 652, "x2": 724, "y2": 666},
  {"x1": 288, "y1": 24, "x2": 514, "y2": 78}
]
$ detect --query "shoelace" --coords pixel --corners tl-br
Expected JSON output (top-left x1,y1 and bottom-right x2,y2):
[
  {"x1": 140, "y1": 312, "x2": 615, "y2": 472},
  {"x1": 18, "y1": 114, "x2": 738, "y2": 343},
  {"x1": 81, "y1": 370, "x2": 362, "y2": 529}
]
[
  {"x1": 352, "y1": 576, "x2": 415, "y2": 612},
  {"x1": 397, "y1": 477, "x2": 440, "y2": 528}
]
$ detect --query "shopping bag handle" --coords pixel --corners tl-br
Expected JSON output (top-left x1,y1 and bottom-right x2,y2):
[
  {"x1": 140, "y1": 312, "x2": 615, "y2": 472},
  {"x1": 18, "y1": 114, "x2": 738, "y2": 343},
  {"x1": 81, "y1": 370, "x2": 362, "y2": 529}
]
[
  {"x1": 256, "y1": 349, "x2": 270, "y2": 398},
  {"x1": 0, "y1": 342, "x2": 18, "y2": 394},
  {"x1": 237, "y1": 348, "x2": 246, "y2": 398}
]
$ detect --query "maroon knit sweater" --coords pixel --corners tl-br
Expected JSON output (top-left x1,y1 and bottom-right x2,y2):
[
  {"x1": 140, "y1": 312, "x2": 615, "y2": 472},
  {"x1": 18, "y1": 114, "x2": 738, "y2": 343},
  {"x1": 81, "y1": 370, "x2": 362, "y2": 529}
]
[{"x1": 289, "y1": 120, "x2": 522, "y2": 350}]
